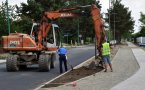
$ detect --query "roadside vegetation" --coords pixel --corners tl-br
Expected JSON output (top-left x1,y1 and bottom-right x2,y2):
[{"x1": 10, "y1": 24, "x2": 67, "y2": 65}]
[
  {"x1": 0, "y1": 0, "x2": 134, "y2": 45},
  {"x1": 131, "y1": 13, "x2": 145, "y2": 43}
]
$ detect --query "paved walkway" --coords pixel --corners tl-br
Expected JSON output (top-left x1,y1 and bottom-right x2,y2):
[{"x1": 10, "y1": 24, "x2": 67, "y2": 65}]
[
  {"x1": 39, "y1": 42, "x2": 145, "y2": 90},
  {"x1": 111, "y1": 42, "x2": 145, "y2": 90}
]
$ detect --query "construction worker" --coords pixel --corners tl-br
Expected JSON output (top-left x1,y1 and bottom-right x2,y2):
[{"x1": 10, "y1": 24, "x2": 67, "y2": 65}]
[
  {"x1": 102, "y1": 40, "x2": 113, "y2": 72},
  {"x1": 57, "y1": 46, "x2": 68, "y2": 73}
]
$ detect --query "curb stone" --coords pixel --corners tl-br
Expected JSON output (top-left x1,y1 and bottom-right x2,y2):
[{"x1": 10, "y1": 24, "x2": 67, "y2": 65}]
[{"x1": 35, "y1": 56, "x2": 95, "y2": 90}]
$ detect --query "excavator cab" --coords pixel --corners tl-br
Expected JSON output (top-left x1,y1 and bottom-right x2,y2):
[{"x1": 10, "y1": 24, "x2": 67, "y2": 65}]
[
  {"x1": 30, "y1": 23, "x2": 39, "y2": 42},
  {"x1": 44, "y1": 24, "x2": 61, "y2": 49},
  {"x1": 29, "y1": 23, "x2": 61, "y2": 50}
]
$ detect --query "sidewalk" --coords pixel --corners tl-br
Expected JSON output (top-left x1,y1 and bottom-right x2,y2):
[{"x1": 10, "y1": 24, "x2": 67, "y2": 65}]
[
  {"x1": 111, "y1": 42, "x2": 145, "y2": 90},
  {"x1": 39, "y1": 42, "x2": 143, "y2": 90}
]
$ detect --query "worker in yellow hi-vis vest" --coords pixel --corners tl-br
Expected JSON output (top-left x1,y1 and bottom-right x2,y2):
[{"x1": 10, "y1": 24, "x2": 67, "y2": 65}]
[{"x1": 102, "y1": 40, "x2": 113, "y2": 72}]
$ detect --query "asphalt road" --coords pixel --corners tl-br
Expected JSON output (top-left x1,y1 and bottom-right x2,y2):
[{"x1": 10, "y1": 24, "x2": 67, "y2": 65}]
[{"x1": 0, "y1": 45, "x2": 95, "y2": 90}]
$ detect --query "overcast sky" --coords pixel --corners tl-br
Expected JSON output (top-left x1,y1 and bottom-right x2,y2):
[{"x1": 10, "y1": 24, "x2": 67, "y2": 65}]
[
  {"x1": 0, "y1": 0, "x2": 145, "y2": 33},
  {"x1": 100, "y1": 0, "x2": 145, "y2": 33}
]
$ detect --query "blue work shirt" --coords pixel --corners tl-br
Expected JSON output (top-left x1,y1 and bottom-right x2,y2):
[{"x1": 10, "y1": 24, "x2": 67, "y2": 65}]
[{"x1": 58, "y1": 47, "x2": 67, "y2": 55}]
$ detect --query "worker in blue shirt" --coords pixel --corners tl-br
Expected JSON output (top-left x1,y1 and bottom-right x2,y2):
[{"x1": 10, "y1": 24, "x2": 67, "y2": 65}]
[{"x1": 57, "y1": 46, "x2": 68, "y2": 73}]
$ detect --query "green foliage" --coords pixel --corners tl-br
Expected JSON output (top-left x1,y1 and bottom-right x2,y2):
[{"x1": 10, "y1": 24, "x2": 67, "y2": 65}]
[
  {"x1": 58, "y1": 0, "x2": 102, "y2": 43},
  {"x1": 0, "y1": 0, "x2": 102, "y2": 44},
  {"x1": 132, "y1": 12, "x2": 145, "y2": 40},
  {"x1": 138, "y1": 12, "x2": 145, "y2": 37},
  {"x1": 105, "y1": 30, "x2": 113, "y2": 40},
  {"x1": 18, "y1": 0, "x2": 43, "y2": 21},
  {"x1": 0, "y1": 2, "x2": 10, "y2": 36},
  {"x1": 17, "y1": 0, "x2": 102, "y2": 44},
  {"x1": 0, "y1": 2, "x2": 23, "y2": 36},
  {"x1": 106, "y1": 0, "x2": 135, "y2": 43},
  {"x1": 139, "y1": 12, "x2": 145, "y2": 25}
]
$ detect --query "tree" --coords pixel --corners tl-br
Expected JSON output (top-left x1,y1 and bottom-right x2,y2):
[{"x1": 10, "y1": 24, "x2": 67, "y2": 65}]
[
  {"x1": 0, "y1": 2, "x2": 17, "y2": 36},
  {"x1": 0, "y1": 3, "x2": 8, "y2": 36},
  {"x1": 0, "y1": 1, "x2": 23, "y2": 37},
  {"x1": 132, "y1": 12, "x2": 145, "y2": 43},
  {"x1": 106, "y1": 0, "x2": 134, "y2": 43},
  {"x1": 16, "y1": 0, "x2": 102, "y2": 44},
  {"x1": 57, "y1": 0, "x2": 102, "y2": 43},
  {"x1": 138, "y1": 12, "x2": 145, "y2": 36}
]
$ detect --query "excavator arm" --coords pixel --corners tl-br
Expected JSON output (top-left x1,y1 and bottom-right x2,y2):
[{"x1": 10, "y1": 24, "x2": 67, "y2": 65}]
[
  {"x1": 91, "y1": 4, "x2": 106, "y2": 56},
  {"x1": 37, "y1": 7, "x2": 83, "y2": 48},
  {"x1": 36, "y1": 4, "x2": 105, "y2": 56}
]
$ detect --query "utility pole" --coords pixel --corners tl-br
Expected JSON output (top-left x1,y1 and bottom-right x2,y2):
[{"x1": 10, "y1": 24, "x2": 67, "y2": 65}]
[
  {"x1": 77, "y1": 19, "x2": 80, "y2": 45},
  {"x1": 95, "y1": 35, "x2": 97, "y2": 59},
  {"x1": 112, "y1": 0, "x2": 116, "y2": 44},
  {"x1": 109, "y1": 0, "x2": 111, "y2": 41},
  {"x1": 6, "y1": 0, "x2": 10, "y2": 35},
  {"x1": 114, "y1": 12, "x2": 115, "y2": 42}
]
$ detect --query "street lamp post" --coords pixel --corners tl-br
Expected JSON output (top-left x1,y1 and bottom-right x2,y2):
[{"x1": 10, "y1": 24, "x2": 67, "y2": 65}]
[
  {"x1": 77, "y1": 19, "x2": 80, "y2": 45},
  {"x1": 95, "y1": 35, "x2": 97, "y2": 59},
  {"x1": 109, "y1": 0, "x2": 111, "y2": 41},
  {"x1": 112, "y1": 0, "x2": 116, "y2": 44},
  {"x1": 6, "y1": 0, "x2": 10, "y2": 35},
  {"x1": 114, "y1": 12, "x2": 115, "y2": 43}
]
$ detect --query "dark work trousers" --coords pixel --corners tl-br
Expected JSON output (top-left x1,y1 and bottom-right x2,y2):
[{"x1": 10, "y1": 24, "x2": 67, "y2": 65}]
[{"x1": 59, "y1": 54, "x2": 68, "y2": 73}]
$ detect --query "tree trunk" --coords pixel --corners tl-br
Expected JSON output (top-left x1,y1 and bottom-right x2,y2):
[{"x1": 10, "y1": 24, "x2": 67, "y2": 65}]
[{"x1": 116, "y1": 31, "x2": 121, "y2": 44}]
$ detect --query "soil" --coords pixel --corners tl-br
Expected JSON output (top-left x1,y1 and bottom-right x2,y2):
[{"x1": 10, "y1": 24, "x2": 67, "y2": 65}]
[
  {"x1": 42, "y1": 44, "x2": 123, "y2": 88},
  {"x1": 43, "y1": 66, "x2": 103, "y2": 88}
]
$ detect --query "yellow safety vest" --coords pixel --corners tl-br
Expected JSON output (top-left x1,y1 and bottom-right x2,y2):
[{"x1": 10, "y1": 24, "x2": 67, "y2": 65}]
[{"x1": 102, "y1": 42, "x2": 110, "y2": 56}]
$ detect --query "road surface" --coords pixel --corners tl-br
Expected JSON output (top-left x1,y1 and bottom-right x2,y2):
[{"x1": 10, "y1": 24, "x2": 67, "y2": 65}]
[{"x1": 0, "y1": 45, "x2": 95, "y2": 90}]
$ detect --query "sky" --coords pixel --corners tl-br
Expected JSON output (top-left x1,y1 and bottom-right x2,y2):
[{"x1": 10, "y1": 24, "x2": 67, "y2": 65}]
[
  {"x1": 0, "y1": 0, "x2": 145, "y2": 33},
  {"x1": 0, "y1": 0, "x2": 27, "y2": 5},
  {"x1": 99, "y1": 0, "x2": 145, "y2": 33}
]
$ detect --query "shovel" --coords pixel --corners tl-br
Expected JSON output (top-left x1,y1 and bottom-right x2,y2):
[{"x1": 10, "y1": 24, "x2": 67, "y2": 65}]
[{"x1": 66, "y1": 55, "x2": 73, "y2": 71}]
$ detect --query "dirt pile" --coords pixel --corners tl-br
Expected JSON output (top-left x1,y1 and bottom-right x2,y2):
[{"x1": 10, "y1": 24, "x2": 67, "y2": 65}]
[{"x1": 43, "y1": 66, "x2": 103, "y2": 88}]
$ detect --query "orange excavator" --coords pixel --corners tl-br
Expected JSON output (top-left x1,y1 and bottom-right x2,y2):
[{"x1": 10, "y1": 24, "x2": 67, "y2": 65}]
[{"x1": 2, "y1": 4, "x2": 105, "y2": 72}]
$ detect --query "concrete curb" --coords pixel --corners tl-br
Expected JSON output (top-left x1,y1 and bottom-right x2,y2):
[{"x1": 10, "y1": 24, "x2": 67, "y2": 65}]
[
  {"x1": 74, "y1": 56, "x2": 95, "y2": 69},
  {"x1": 34, "y1": 56, "x2": 95, "y2": 90}
]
